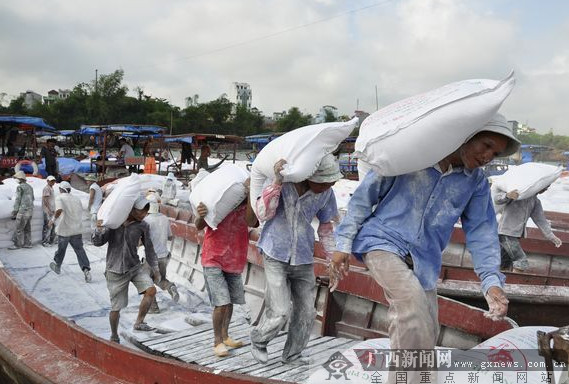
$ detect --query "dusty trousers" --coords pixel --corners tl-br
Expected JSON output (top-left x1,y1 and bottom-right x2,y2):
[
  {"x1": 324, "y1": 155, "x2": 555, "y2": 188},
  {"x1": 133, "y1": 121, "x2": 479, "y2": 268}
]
[
  {"x1": 250, "y1": 254, "x2": 316, "y2": 362},
  {"x1": 364, "y1": 250, "x2": 440, "y2": 384}
]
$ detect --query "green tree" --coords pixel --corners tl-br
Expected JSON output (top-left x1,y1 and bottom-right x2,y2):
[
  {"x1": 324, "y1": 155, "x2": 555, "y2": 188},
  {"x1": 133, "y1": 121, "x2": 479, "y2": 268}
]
[
  {"x1": 277, "y1": 107, "x2": 312, "y2": 132},
  {"x1": 324, "y1": 109, "x2": 337, "y2": 122},
  {"x1": 232, "y1": 105, "x2": 264, "y2": 136}
]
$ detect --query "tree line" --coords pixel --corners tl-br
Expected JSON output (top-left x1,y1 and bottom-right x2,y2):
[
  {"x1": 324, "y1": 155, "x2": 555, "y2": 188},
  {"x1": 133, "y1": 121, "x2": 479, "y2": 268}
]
[{"x1": 0, "y1": 69, "x2": 321, "y2": 136}]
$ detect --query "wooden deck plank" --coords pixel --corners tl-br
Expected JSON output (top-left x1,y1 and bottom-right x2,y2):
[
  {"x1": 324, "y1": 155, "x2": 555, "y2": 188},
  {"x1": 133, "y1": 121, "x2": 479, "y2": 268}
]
[
  {"x1": 177, "y1": 326, "x2": 254, "y2": 363},
  {"x1": 209, "y1": 333, "x2": 290, "y2": 371},
  {"x1": 249, "y1": 338, "x2": 352, "y2": 378},
  {"x1": 238, "y1": 336, "x2": 335, "y2": 376},
  {"x1": 150, "y1": 322, "x2": 250, "y2": 354},
  {"x1": 269, "y1": 339, "x2": 358, "y2": 381}
]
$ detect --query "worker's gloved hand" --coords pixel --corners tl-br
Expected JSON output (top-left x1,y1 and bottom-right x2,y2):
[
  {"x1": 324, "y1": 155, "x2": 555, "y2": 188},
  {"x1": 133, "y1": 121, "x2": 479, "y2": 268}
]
[
  {"x1": 506, "y1": 190, "x2": 519, "y2": 200},
  {"x1": 328, "y1": 251, "x2": 350, "y2": 293},
  {"x1": 551, "y1": 235, "x2": 562, "y2": 248},
  {"x1": 484, "y1": 286, "x2": 509, "y2": 321},
  {"x1": 152, "y1": 267, "x2": 161, "y2": 285}
]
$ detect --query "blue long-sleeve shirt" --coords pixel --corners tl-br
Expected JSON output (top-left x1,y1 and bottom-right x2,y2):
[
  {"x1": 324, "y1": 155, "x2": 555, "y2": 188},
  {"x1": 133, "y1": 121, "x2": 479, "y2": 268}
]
[
  {"x1": 257, "y1": 182, "x2": 338, "y2": 265},
  {"x1": 335, "y1": 166, "x2": 505, "y2": 294}
]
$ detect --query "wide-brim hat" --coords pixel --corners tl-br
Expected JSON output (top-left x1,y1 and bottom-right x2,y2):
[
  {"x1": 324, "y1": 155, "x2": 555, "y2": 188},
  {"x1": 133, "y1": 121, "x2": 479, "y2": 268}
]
[
  {"x1": 308, "y1": 154, "x2": 343, "y2": 183},
  {"x1": 471, "y1": 113, "x2": 521, "y2": 157},
  {"x1": 13, "y1": 171, "x2": 26, "y2": 180}
]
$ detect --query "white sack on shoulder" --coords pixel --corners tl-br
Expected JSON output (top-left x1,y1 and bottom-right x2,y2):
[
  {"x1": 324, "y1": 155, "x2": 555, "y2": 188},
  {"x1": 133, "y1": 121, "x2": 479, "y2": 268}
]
[
  {"x1": 250, "y1": 118, "x2": 358, "y2": 211},
  {"x1": 189, "y1": 165, "x2": 249, "y2": 230},
  {"x1": 97, "y1": 173, "x2": 141, "y2": 229},
  {"x1": 355, "y1": 72, "x2": 515, "y2": 178},
  {"x1": 492, "y1": 162, "x2": 562, "y2": 200}
]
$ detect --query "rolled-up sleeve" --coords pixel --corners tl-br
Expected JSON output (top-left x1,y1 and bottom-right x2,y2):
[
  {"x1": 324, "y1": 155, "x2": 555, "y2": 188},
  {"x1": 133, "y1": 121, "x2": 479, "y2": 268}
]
[
  {"x1": 334, "y1": 171, "x2": 384, "y2": 254},
  {"x1": 461, "y1": 178, "x2": 505, "y2": 295},
  {"x1": 92, "y1": 227, "x2": 109, "y2": 246}
]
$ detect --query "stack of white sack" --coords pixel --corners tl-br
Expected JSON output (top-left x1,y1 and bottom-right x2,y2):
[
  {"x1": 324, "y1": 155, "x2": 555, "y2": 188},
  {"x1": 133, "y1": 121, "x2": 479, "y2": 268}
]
[
  {"x1": 0, "y1": 178, "x2": 92, "y2": 248},
  {"x1": 103, "y1": 173, "x2": 183, "y2": 197},
  {"x1": 250, "y1": 118, "x2": 358, "y2": 214},
  {"x1": 492, "y1": 162, "x2": 563, "y2": 200},
  {"x1": 189, "y1": 165, "x2": 249, "y2": 230},
  {"x1": 355, "y1": 71, "x2": 516, "y2": 179},
  {"x1": 98, "y1": 173, "x2": 141, "y2": 229}
]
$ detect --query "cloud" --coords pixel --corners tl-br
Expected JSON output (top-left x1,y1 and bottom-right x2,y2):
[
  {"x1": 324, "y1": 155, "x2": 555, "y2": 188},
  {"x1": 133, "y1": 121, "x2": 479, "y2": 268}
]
[{"x1": 0, "y1": 0, "x2": 568, "y2": 134}]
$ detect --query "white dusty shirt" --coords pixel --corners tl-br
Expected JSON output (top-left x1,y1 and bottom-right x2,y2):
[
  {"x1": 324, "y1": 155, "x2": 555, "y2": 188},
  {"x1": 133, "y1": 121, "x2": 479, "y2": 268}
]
[
  {"x1": 144, "y1": 213, "x2": 172, "y2": 258},
  {"x1": 89, "y1": 183, "x2": 103, "y2": 214},
  {"x1": 55, "y1": 193, "x2": 84, "y2": 237}
]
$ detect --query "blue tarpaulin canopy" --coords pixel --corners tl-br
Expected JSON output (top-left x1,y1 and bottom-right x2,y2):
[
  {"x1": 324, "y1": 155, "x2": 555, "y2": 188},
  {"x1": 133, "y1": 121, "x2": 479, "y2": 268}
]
[
  {"x1": 164, "y1": 136, "x2": 193, "y2": 144},
  {"x1": 0, "y1": 115, "x2": 55, "y2": 131},
  {"x1": 244, "y1": 132, "x2": 283, "y2": 145},
  {"x1": 78, "y1": 124, "x2": 166, "y2": 135}
]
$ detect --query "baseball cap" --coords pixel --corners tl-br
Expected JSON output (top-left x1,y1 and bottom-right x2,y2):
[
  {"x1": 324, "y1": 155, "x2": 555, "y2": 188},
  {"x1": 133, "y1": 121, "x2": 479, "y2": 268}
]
[
  {"x1": 133, "y1": 195, "x2": 150, "y2": 210},
  {"x1": 46, "y1": 175, "x2": 56, "y2": 182},
  {"x1": 59, "y1": 181, "x2": 72, "y2": 191}
]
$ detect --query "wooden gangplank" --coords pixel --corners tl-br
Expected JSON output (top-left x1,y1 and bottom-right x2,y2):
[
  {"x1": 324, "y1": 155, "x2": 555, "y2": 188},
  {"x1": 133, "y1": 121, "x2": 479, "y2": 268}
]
[{"x1": 124, "y1": 320, "x2": 361, "y2": 383}]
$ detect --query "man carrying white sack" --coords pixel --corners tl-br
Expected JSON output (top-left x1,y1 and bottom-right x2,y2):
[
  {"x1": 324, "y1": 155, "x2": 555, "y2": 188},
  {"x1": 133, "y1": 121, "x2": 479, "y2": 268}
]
[
  {"x1": 331, "y1": 114, "x2": 520, "y2": 381},
  {"x1": 250, "y1": 154, "x2": 340, "y2": 365},
  {"x1": 161, "y1": 172, "x2": 177, "y2": 205},
  {"x1": 42, "y1": 175, "x2": 57, "y2": 246},
  {"x1": 49, "y1": 181, "x2": 92, "y2": 283},
  {"x1": 9, "y1": 171, "x2": 34, "y2": 250},
  {"x1": 86, "y1": 174, "x2": 103, "y2": 231},
  {"x1": 93, "y1": 196, "x2": 161, "y2": 344},
  {"x1": 143, "y1": 194, "x2": 179, "y2": 314},
  {"x1": 494, "y1": 187, "x2": 562, "y2": 272}
]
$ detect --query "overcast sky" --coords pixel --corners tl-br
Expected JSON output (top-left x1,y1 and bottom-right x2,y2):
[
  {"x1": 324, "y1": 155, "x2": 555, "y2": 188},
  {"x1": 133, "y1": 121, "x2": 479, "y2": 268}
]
[{"x1": 1, "y1": 0, "x2": 568, "y2": 134}]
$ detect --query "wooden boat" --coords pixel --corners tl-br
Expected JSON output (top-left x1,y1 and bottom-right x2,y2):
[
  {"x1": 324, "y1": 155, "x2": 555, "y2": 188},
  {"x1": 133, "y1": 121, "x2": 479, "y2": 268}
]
[{"x1": 0, "y1": 202, "x2": 564, "y2": 383}]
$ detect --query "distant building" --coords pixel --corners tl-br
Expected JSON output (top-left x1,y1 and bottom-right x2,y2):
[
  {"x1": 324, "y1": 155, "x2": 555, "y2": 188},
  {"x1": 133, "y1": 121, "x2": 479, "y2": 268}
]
[
  {"x1": 20, "y1": 90, "x2": 42, "y2": 109},
  {"x1": 230, "y1": 82, "x2": 252, "y2": 110},
  {"x1": 314, "y1": 105, "x2": 338, "y2": 124},
  {"x1": 272, "y1": 111, "x2": 286, "y2": 121},
  {"x1": 43, "y1": 89, "x2": 72, "y2": 105}
]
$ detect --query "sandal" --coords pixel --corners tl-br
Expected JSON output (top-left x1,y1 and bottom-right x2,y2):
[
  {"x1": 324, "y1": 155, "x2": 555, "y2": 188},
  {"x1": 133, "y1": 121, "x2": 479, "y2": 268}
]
[
  {"x1": 133, "y1": 322, "x2": 156, "y2": 332},
  {"x1": 110, "y1": 335, "x2": 121, "y2": 344}
]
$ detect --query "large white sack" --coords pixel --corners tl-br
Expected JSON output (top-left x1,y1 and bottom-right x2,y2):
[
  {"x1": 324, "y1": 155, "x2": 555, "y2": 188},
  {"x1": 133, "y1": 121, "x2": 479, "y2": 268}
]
[
  {"x1": 189, "y1": 165, "x2": 249, "y2": 230},
  {"x1": 250, "y1": 118, "x2": 358, "y2": 208},
  {"x1": 98, "y1": 174, "x2": 141, "y2": 229},
  {"x1": 355, "y1": 72, "x2": 515, "y2": 177},
  {"x1": 492, "y1": 163, "x2": 562, "y2": 200}
]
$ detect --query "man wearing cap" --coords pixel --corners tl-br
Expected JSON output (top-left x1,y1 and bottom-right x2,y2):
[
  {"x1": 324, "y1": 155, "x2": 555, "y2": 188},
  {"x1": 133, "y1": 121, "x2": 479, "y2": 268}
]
[
  {"x1": 161, "y1": 172, "x2": 177, "y2": 205},
  {"x1": 9, "y1": 171, "x2": 35, "y2": 250},
  {"x1": 331, "y1": 114, "x2": 520, "y2": 382},
  {"x1": 92, "y1": 196, "x2": 161, "y2": 343},
  {"x1": 86, "y1": 174, "x2": 103, "y2": 230},
  {"x1": 42, "y1": 175, "x2": 57, "y2": 246},
  {"x1": 49, "y1": 181, "x2": 92, "y2": 283},
  {"x1": 143, "y1": 194, "x2": 179, "y2": 314},
  {"x1": 249, "y1": 154, "x2": 341, "y2": 364}
]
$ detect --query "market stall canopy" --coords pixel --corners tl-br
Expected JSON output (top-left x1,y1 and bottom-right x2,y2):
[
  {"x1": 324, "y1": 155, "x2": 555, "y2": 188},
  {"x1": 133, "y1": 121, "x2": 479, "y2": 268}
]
[
  {"x1": 164, "y1": 136, "x2": 193, "y2": 144},
  {"x1": 0, "y1": 115, "x2": 56, "y2": 132},
  {"x1": 78, "y1": 124, "x2": 166, "y2": 135}
]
